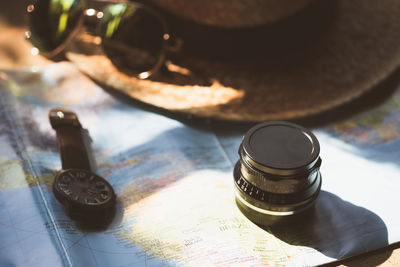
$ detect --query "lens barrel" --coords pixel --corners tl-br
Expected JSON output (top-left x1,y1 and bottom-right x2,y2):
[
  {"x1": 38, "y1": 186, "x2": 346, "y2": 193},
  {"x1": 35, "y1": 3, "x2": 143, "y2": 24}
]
[{"x1": 234, "y1": 121, "x2": 322, "y2": 226}]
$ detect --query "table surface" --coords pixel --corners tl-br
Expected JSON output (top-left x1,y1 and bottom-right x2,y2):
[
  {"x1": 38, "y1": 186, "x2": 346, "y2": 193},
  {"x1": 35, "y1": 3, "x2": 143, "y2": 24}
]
[{"x1": 1, "y1": 1, "x2": 399, "y2": 266}]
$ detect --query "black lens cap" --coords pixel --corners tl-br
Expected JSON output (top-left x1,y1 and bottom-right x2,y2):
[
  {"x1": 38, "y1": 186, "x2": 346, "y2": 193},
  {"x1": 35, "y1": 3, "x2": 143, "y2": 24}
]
[{"x1": 242, "y1": 121, "x2": 320, "y2": 175}]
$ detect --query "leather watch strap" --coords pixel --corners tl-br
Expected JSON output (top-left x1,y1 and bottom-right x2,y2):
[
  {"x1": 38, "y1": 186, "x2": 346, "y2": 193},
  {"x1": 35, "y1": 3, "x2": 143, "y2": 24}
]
[{"x1": 49, "y1": 108, "x2": 91, "y2": 170}]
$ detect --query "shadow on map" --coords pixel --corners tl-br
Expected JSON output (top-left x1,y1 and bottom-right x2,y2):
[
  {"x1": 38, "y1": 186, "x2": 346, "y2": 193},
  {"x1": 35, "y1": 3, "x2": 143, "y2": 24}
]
[{"x1": 265, "y1": 191, "x2": 389, "y2": 265}]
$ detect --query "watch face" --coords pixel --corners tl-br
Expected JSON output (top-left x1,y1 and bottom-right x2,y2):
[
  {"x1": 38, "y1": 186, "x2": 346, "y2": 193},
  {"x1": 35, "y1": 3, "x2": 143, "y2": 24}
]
[{"x1": 54, "y1": 169, "x2": 115, "y2": 210}]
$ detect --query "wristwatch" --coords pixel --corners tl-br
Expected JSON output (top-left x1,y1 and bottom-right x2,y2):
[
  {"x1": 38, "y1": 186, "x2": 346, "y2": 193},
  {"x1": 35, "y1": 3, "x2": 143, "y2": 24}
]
[{"x1": 49, "y1": 108, "x2": 116, "y2": 222}]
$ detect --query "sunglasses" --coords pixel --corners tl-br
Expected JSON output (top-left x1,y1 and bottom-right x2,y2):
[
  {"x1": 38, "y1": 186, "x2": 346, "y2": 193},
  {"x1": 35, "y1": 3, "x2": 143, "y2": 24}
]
[{"x1": 26, "y1": 0, "x2": 178, "y2": 79}]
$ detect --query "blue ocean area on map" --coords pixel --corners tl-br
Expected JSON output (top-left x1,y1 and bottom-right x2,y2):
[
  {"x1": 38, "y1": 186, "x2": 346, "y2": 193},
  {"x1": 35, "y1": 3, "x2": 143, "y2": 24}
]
[{"x1": 0, "y1": 63, "x2": 400, "y2": 266}]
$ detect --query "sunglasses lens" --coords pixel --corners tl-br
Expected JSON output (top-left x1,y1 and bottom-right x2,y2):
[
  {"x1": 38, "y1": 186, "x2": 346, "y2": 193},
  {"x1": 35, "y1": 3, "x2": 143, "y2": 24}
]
[
  {"x1": 28, "y1": 0, "x2": 85, "y2": 54},
  {"x1": 100, "y1": 4, "x2": 167, "y2": 77}
]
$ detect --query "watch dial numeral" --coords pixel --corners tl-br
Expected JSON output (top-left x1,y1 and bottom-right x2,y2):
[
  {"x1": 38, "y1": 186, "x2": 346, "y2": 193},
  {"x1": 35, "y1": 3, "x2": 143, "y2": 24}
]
[
  {"x1": 62, "y1": 188, "x2": 73, "y2": 196},
  {"x1": 87, "y1": 189, "x2": 97, "y2": 196},
  {"x1": 100, "y1": 192, "x2": 109, "y2": 200}
]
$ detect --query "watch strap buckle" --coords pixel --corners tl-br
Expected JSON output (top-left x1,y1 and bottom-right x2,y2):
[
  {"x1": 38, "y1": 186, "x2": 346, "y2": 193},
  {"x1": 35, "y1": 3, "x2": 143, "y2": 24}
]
[{"x1": 49, "y1": 108, "x2": 81, "y2": 129}]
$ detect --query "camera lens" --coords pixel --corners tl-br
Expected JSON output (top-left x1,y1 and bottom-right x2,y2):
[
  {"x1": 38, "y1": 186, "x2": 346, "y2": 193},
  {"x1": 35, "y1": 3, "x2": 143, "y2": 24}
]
[{"x1": 234, "y1": 121, "x2": 322, "y2": 226}]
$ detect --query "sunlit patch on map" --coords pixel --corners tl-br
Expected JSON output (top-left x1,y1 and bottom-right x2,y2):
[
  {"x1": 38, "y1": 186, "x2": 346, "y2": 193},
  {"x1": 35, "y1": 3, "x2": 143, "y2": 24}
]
[
  {"x1": 118, "y1": 170, "x2": 328, "y2": 266},
  {"x1": 0, "y1": 155, "x2": 53, "y2": 189}
]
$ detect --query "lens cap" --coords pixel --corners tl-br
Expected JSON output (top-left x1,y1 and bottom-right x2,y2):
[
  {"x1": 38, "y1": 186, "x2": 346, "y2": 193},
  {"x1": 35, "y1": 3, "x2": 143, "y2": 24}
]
[{"x1": 242, "y1": 121, "x2": 320, "y2": 175}]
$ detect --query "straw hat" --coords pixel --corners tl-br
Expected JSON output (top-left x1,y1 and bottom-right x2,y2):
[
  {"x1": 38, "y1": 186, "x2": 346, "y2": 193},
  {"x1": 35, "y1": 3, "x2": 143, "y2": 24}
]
[{"x1": 65, "y1": 0, "x2": 400, "y2": 121}]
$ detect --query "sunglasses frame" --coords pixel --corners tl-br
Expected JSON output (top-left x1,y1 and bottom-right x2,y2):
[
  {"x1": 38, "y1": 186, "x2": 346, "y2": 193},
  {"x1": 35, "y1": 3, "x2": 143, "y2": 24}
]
[{"x1": 26, "y1": 0, "x2": 173, "y2": 79}]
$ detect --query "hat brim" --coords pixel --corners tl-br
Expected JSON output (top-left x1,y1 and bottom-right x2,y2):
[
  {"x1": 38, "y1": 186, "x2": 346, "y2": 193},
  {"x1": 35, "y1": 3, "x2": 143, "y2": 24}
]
[{"x1": 66, "y1": 0, "x2": 400, "y2": 122}]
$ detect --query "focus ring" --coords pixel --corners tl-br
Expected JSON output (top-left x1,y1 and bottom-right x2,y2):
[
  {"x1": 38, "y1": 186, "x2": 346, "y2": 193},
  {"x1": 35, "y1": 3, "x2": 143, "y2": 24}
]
[{"x1": 240, "y1": 157, "x2": 321, "y2": 194}]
